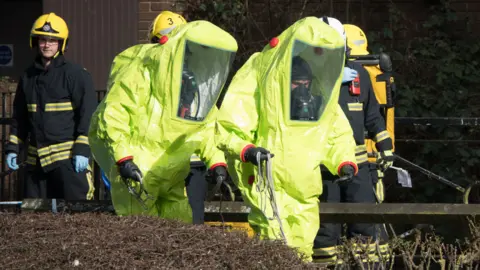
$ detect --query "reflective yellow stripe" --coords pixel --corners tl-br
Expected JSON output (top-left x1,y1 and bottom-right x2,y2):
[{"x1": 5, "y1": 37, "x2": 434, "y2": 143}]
[
  {"x1": 347, "y1": 102, "x2": 363, "y2": 111},
  {"x1": 312, "y1": 256, "x2": 342, "y2": 264},
  {"x1": 27, "y1": 104, "x2": 37, "y2": 112},
  {"x1": 26, "y1": 145, "x2": 38, "y2": 165},
  {"x1": 313, "y1": 246, "x2": 339, "y2": 256},
  {"x1": 190, "y1": 155, "x2": 201, "y2": 162},
  {"x1": 376, "y1": 179, "x2": 385, "y2": 202},
  {"x1": 356, "y1": 153, "x2": 369, "y2": 164},
  {"x1": 26, "y1": 156, "x2": 36, "y2": 165},
  {"x1": 86, "y1": 166, "x2": 94, "y2": 200},
  {"x1": 354, "y1": 254, "x2": 380, "y2": 262},
  {"x1": 353, "y1": 243, "x2": 377, "y2": 253},
  {"x1": 45, "y1": 102, "x2": 73, "y2": 111},
  {"x1": 377, "y1": 169, "x2": 384, "y2": 179},
  {"x1": 375, "y1": 130, "x2": 390, "y2": 142},
  {"x1": 9, "y1": 135, "x2": 22, "y2": 144},
  {"x1": 39, "y1": 150, "x2": 72, "y2": 167},
  {"x1": 355, "y1": 144, "x2": 368, "y2": 164},
  {"x1": 28, "y1": 145, "x2": 37, "y2": 158},
  {"x1": 355, "y1": 144, "x2": 367, "y2": 154},
  {"x1": 37, "y1": 141, "x2": 74, "y2": 157},
  {"x1": 379, "y1": 243, "x2": 389, "y2": 253},
  {"x1": 28, "y1": 145, "x2": 37, "y2": 154},
  {"x1": 75, "y1": 135, "x2": 89, "y2": 145}
]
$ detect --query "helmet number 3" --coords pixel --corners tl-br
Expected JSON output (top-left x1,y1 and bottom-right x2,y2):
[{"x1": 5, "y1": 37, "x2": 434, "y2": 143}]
[{"x1": 168, "y1": 18, "x2": 173, "y2": 25}]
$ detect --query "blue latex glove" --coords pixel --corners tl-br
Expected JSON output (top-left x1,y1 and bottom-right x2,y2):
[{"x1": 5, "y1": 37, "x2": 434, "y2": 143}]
[
  {"x1": 101, "y1": 169, "x2": 111, "y2": 191},
  {"x1": 342, "y1": 67, "x2": 358, "y2": 83},
  {"x1": 6, "y1": 153, "x2": 19, "y2": 170},
  {"x1": 73, "y1": 155, "x2": 89, "y2": 173}
]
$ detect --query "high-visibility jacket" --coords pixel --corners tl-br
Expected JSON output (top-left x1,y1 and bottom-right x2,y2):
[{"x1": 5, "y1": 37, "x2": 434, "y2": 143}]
[
  {"x1": 5, "y1": 55, "x2": 97, "y2": 172},
  {"x1": 338, "y1": 60, "x2": 393, "y2": 166}
]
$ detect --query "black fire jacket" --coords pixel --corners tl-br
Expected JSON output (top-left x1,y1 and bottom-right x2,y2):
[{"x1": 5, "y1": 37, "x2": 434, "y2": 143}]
[{"x1": 5, "y1": 55, "x2": 97, "y2": 172}]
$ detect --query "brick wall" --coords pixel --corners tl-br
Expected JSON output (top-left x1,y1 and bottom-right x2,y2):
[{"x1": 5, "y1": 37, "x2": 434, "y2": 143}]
[{"x1": 138, "y1": 0, "x2": 186, "y2": 43}]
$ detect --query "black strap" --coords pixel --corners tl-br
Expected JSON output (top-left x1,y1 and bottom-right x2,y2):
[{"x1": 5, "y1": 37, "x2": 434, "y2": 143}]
[
  {"x1": 321, "y1": 16, "x2": 329, "y2": 24},
  {"x1": 151, "y1": 36, "x2": 160, "y2": 44}
]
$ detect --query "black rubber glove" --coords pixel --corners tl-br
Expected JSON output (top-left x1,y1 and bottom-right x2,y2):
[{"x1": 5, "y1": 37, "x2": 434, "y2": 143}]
[
  {"x1": 243, "y1": 147, "x2": 274, "y2": 166},
  {"x1": 118, "y1": 160, "x2": 143, "y2": 182},
  {"x1": 339, "y1": 164, "x2": 355, "y2": 179},
  {"x1": 376, "y1": 150, "x2": 395, "y2": 172},
  {"x1": 212, "y1": 166, "x2": 228, "y2": 183}
]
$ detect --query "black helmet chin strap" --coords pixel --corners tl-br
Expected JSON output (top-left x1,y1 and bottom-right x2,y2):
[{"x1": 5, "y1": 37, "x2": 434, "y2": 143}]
[{"x1": 321, "y1": 16, "x2": 329, "y2": 24}]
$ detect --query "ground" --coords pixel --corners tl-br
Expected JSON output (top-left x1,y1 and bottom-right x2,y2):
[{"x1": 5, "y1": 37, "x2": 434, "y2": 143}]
[{"x1": 0, "y1": 212, "x2": 324, "y2": 270}]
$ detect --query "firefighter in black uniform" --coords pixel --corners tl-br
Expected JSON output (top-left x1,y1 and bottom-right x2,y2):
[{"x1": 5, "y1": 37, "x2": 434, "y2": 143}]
[
  {"x1": 4, "y1": 13, "x2": 97, "y2": 200},
  {"x1": 313, "y1": 17, "x2": 395, "y2": 264}
]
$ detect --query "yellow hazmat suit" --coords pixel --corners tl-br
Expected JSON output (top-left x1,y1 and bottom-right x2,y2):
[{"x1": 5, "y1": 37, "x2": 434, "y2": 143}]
[
  {"x1": 89, "y1": 21, "x2": 237, "y2": 222},
  {"x1": 215, "y1": 17, "x2": 358, "y2": 260}
]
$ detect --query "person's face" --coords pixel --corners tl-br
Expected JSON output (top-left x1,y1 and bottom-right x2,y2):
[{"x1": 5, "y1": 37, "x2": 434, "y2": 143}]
[
  {"x1": 38, "y1": 37, "x2": 60, "y2": 58},
  {"x1": 291, "y1": 79, "x2": 311, "y2": 90}
]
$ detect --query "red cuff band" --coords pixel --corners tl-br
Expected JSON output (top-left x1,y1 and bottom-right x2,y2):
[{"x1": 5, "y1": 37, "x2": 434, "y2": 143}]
[
  {"x1": 116, "y1": 156, "x2": 133, "y2": 165},
  {"x1": 337, "y1": 161, "x2": 359, "y2": 176},
  {"x1": 210, "y1": 162, "x2": 227, "y2": 170},
  {"x1": 240, "y1": 144, "x2": 255, "y2": 162}
]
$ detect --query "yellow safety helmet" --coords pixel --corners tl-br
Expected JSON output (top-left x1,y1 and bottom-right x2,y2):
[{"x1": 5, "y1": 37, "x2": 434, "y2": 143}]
[
  {"x1": 30, "y1": 12, "x2": 69, "y2": 54},
  {"x1": 149, "y1": 11, "x2": 187, "y2": 43},
  {"x1": 344, "y1": 24, "x2": 369, "y2": 55}
]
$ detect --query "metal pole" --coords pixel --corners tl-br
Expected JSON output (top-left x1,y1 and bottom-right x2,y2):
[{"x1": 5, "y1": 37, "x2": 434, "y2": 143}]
[
  {"x1": 7, "y1": 93, "x2": 12, "y2": 200},
  {"x1": 395, "y1": 117, "x2": 480, "y2": 126},
  {"x1": 395, "y1": 155, "x2": 466, "y2": 193},
  {"x1": 1, "y1": 93, "x2": 6, "y2": 201}
]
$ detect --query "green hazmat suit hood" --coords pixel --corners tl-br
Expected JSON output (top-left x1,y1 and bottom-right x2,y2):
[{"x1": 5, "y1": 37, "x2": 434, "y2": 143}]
[
  {"x1": 215, "y1": 17, "x2": 357, "y2": 261},
  {"x1": 256, "y1": 17, "x2": 345, "y2": 127},
  {"x1": 105, "y1": 44, "x2": 156, "y2": 88},
  {"x1": 89, "y1": 20, "x2": 237, "y2": 220}
]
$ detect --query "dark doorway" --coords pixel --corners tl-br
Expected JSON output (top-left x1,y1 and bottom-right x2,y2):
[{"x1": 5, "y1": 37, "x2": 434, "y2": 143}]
[{"x1": 0, "y1": 0, "x2": 43, "y2": 79}]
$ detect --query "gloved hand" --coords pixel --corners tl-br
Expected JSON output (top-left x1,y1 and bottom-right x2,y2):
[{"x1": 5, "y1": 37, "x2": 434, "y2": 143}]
[
  {"x1": 342, "y1": 67, "x2": 358, "y2": 83},
  {"x1": 118, "y1": 159, "x2": 143, "y2": 182},
  {"x1": 339, "y1": 164, "x2": 355, "y2": 179},
  {"x1": 6, "y1": 153, "x2": 19, "y2": 170},
  {"x1": 212, "y1": 165, "x2": 228, "y2": 184},
  {"x1": 243, "y1": 147, "x2": 274, "y2": 166},
  {"x1": 73, "y1": 155, "x2": 89, "y2": 173},
  {"x1": 376, "y1": 150, "x2": 395, "y2": 172}
]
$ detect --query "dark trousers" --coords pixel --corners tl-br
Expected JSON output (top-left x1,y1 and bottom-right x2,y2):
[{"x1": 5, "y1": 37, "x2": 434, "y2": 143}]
[
  {"x1": 24, "y1": 159, "x2": 94, "y2": 200},
  {"x1": 185, "y1": 165, "x2": 207, "y2": 224},
  {"x1": 315, "y1": 164, "x2": 377, "y2": 249}
]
